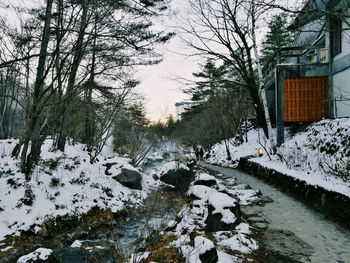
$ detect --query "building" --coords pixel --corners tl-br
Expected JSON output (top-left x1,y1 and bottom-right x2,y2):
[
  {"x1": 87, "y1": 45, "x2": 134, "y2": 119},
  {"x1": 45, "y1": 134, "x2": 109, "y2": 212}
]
[
  {"x1": 175, "y1": 101, "x2": 202, "y2": 120},
  {"x1": 264, "y1": 0, "x2": 350, "y2": 145}
]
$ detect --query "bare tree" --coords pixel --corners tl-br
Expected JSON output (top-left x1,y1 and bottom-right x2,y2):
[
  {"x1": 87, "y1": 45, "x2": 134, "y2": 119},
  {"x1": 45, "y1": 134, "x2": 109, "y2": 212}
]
[
  {"x1": 17, "y1": 0, "x2": 54, "y2": 178},
  {"x1": 179, "y1": 0, "x2": 277, "y2": 144},
  {"x1": 0, "y1": 0, "x2": 173, "y2": 176}
]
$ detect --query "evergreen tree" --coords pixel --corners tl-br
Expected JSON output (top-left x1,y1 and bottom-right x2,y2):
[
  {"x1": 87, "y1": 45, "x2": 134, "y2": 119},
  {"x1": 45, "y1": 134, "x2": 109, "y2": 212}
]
[
  {"x1": 184, "y1": 59, "x2": 243, "y2": 102},
  {"x1": 260, "y1": 14, "x2": 293, "y2": 67}
]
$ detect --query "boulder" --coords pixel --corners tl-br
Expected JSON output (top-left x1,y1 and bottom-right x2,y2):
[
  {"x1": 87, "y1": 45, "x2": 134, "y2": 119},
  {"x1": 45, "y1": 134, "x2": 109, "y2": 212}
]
[
  {"x1": 160, "y1": 168, "x2": 193, "y2": 192},
  {"x1": 205, "y1": 195, "x2": 241, "y2": 232},
  {"x1": 194, "y1": 179, "x2": 216, "y2": 187},
  {"x1": 15, "y1": 248, "x2": 55, "y2": 263},
  {"x1": 199, "y1": 247, "x2": 218, "y2": 263},
  {"x1": 152, "y1": 174, "x2": 159, "y2": 181},
  {"x1": 194, "y1": 237, "x2": 218, "y2": 263},
  {"x1": 112, "y1": 168, "x2": 142, "y2": 190}
]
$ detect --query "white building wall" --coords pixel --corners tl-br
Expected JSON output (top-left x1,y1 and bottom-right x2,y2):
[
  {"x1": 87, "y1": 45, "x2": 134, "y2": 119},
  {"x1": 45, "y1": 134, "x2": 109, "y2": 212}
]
[
  {"x1": 334, "y1": 15, "x2": 350, "y2": 61},
  {"x1": 333, "y1": 68, "x2": 350, "y2": 117},
  {"x1": 332, "y1": 13, "x2": 350, "y2": 118}
]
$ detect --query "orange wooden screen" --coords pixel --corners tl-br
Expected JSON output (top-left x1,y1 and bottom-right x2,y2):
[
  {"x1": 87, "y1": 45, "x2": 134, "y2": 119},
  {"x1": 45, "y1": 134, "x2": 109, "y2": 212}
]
[{"x1": 284, "y1": 77, "x2": 328, "y2": 122}]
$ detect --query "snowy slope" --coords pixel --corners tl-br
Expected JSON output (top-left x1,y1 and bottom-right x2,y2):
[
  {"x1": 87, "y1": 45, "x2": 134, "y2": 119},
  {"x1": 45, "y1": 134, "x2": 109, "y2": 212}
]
[
  {"x1": 0, "y1": 139, "x2": 158, "y2": 241},
  {"x1": 206, "y1": 129, "x2": 262, "y2": 167},
  {"x1": 208, "y1": 118, "x2": 350, "y2": 198}
]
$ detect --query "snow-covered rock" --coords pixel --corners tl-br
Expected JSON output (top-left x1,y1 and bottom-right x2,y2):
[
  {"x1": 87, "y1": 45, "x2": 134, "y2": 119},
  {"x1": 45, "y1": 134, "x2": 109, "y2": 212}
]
[{"x1": 16, "y1": 248, "x2": 52, "y2": 263}]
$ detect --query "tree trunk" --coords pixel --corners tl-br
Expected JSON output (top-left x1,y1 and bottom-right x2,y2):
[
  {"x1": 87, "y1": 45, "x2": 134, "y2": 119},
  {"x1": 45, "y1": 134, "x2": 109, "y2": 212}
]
[
  {"x1": 57, "y1": 3, "x2": 88, "y2": 151},
  {"x1": 20, "y1": 0, "x2": 54, "y2": 177},
  {"x1": 251, "y1": 0, "x2": 276, "y2": 153},
  {"x1": 83, "y1": 19, "x2": 97, "y2": 145}
]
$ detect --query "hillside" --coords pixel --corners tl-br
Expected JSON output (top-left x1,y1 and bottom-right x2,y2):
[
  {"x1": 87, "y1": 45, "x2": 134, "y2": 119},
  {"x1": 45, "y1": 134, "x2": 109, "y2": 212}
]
[{"x1": 207, "y1": 118, "x2": 350, "y2": 197}]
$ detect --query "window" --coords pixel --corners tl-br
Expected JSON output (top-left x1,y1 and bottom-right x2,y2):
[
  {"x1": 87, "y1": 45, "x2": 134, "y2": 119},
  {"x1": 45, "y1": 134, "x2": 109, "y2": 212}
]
[{"x1": 330, "y1": 15, "x2": 342, "y2": 57}]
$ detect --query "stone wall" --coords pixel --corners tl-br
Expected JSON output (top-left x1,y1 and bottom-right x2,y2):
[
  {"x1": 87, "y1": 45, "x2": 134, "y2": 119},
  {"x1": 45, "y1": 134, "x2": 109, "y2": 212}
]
[{"x1": 238, "y1": 157, "x2": 350, "y2": 230}]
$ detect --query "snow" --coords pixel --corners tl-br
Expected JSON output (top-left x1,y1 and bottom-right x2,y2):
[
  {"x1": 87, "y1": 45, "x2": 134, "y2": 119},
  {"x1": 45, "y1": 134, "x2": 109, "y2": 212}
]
[
  {"x1": 0, "y1": 139, "x2": 158, "y2": 241},
  {"x1": 0, "y1": 246, "x2": 13, "y2": 252},
  {"x1": 16, "y1": 248, "x2": 52, "y2": 263},
  {"x1": 217, "y1": 250, "x2": 240, "y2": 263},
  {"x1": 207, "y1": 129, "x2": 261, "y2": 168},
  {"x1": 157, "y1": 160, "x2": 190, "y2": 175},
  {"x1": 166, "y1": 170, "x2": 258, "y2": 262},
  {"x1": 71, "y1": 240, "x2": 82, "y2": 248},
  {"x1": 187, "y1": 185, "x2": 216, "y2": 200},
  {"x1": 184, "y1": 237, "x2": 215, "y2": 263},
  {"x1": 252, "y1": 156, "x2": 350, "y2": 197},
  {"x1": 187, "y1": 185, "x2": 239, "y2": 224},
  {"x1": 194, "y1": 236, "x2": 215, "y2": 255},
  {"x1": 214, "y1": 229, "x2": 258, "y2": 254},
  {"x1": 217, "y1": 184, "x2": 260, "y2": 206},
  {"x1": 195, "y1": 172, "x2": 217, "y2": 182},
  {"x1": 128, "y1": 252, "x2": 150, "y2": 263},
  {"x1": 208, "y1": 119, "x2": 350, "y2": 198},
  {"x1": 208, "y1": 192, "x2": 238, "y2": 224}
]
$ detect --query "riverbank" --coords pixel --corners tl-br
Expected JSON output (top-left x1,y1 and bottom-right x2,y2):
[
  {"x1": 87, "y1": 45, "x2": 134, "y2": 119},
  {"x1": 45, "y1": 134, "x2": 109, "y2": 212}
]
[
  {"x1": 0, "y1": 137, "x2": 267, "y2": 263},
  {"x1": 0, "y1": 138, "x2": 178, "y2": 262},
  {"x1": 206, "y1": 119, "x2": 350, "y2": 224},
  {"x1": 238, "y1": 157, "x2": 350, "y2": 230},
  {"x1": 204, "y1": 163, "x2": 350, "y2": 263}
]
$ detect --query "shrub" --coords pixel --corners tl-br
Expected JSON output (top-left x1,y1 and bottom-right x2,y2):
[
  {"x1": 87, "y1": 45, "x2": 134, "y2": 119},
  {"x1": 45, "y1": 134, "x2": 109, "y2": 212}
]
[
  {"x1": 50, "y1": 177, "x2": 64, "y2": 187},
  {"x1": 162, "y1": 152, "x2": 170, "y2": 159},
  {"x1": 42, "y1": 158, "x2": 61, "y2": 171},
  {"x1": 17, "y1": 187, "x2": 35, "y2": 207},
  {"x1": 102, "y1": 187, "x2": 114, "y2": 198},
  {"x1": 7, "y1": 178, "x2": 21, "y2": 189},
  {"x1": 69, "y1": 171, "x2": 89, "y2": 185}
]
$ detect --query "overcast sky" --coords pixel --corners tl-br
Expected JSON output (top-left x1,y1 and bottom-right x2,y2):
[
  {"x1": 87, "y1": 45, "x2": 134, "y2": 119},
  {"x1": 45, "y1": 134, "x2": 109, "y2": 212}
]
[{"x1": 135, "y1": 0, "x2": 199, "y2": 122}]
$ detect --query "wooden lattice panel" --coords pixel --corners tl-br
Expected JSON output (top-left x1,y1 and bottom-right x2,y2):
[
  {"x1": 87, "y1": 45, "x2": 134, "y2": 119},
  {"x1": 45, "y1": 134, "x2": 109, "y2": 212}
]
[{"x1": 284, "y1": 77, "x2": 328, "y2": 122}]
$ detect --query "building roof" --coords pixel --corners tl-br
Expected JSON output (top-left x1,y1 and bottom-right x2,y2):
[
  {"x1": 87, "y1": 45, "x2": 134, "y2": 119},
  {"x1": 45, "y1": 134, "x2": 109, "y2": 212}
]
[{"x1": 289, "y1": 0, "x2": 345, "y2": 30}]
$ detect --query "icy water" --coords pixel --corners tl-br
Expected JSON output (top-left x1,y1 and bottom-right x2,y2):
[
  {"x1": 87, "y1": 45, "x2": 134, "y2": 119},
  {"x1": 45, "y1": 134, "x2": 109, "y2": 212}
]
[
  {"x1": 204, "y1": 164, "x2": 350, "y2": 263},
  {"x1": 116, "y1": 161, "x2": 180, "y2": 257},
  {"x1": 115, "y1": 197, "x2": 178, "y2": 256}
]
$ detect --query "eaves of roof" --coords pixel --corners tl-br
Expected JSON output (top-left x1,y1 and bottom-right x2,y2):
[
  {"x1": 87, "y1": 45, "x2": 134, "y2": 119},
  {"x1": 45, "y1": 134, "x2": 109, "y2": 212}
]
[{"x1": 288, "y1": 0, "x2": 344, "y2": 30}]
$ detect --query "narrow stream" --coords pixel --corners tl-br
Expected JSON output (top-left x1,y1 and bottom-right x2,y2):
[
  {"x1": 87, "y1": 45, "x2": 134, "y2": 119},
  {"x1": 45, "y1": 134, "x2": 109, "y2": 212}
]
[
  {"x1": 204, "y1": 164, "x2": 350, "y2": 263},
  {"x1": 115, "y1": 161, "x2": 181, "y2": 258}
]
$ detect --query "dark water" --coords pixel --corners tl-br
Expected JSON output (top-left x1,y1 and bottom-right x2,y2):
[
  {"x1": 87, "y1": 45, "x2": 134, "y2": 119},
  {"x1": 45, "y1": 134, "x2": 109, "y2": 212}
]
[
  {"x1": 116, "y1": 161, "x2": 180, "y2": 258},
  {"x1": 204, "y1": 164, "x2": 350, "y2": 263}
]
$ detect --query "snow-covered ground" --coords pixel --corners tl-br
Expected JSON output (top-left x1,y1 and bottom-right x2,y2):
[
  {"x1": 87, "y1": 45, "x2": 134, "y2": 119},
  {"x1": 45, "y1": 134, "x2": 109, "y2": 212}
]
[
  {"x1": 163, "y1": 172, "x2": 259, "y2": 263},
  {"x1": 206, "y1": 129, "x2": 264, "y2": 167},
  {"x1": 207, "y1": 118, "x2": 350, "y2": 198},
  {"x1": 0, "y1": 139, "x2": 159, "y2": 241}
]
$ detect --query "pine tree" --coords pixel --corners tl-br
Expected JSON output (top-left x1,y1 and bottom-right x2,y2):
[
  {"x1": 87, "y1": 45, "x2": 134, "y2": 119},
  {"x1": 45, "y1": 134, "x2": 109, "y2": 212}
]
[
  {"x1": 185, "y1": 59, "x2": 240, "y2": 102},
  {"x1": 260, "y1": 14, "x2": 293, "y2": 67}
]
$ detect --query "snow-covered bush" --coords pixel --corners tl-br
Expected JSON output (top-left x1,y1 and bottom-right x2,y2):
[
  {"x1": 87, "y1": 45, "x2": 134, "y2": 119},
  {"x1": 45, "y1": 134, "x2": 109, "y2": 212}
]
[{"x1": 278, "y1": 118, "x2": 350, "y2": 182}]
